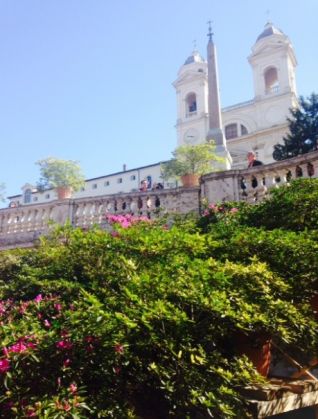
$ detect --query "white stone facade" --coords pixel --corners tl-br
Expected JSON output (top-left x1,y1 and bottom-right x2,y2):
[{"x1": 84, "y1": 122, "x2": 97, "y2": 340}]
[
  {"x1": 174, "y1": 23, "x2": 298, "y2": 168},
  {"x1": 9, "y1": 162, "x2": 171, "y2": 206}
]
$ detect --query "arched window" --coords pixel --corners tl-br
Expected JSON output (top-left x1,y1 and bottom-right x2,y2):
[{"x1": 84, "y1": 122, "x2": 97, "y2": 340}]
[
  {"x1": 24, "y1": 189, "x2": 32, "y2": 204},
  {"x1": 241, "y1": 124, "x2": 248, "y2": 136},
  {"x1": 185, "y1": 93, "x2": 197, "y2": 116},
  {"x1": 225, "y1": 123, "x2": 238, "y2": 140},
  {"x1": 264, "y1": 67, "x2": 279, "y2": 94}
]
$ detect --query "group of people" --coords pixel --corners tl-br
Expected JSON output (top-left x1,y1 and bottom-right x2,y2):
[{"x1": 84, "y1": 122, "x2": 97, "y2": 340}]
[
  {"x1": 139, "y1": 180, "x2": 164, "y2": 192},
  {"x1": 139, "y1": 152, "x2": 260, "y2": 193}
]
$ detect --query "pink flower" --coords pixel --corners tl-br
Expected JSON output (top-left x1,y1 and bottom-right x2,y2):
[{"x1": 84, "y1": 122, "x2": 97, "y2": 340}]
[
  {"x1": 203, "y1": 209, "x2": 209, "y2": 217},
  {"x1": 114, "y1": 344, "x2": 124, "y2": 354},
  {"x1": 54, "y1": 303, "x2": 62, "y2": 312},
  {"x1": 0, "y1": 358, "x2": 10, "y2": 373},
  {"x1": 111, "y1": 231, "x2": 120, "y2": 238},
  {"x1": 2, "y1": 347, "x2": 8, "y2": 356},
  {"x1": 19, "y1": 302, "x2": 30, "y2": 314},
  {"x1": 34, "y1": 294, "x2": 43, "y2": 303},
  {"x1": 56, "y1": 340, "x2": 73, "y2": 350},
  {"x1": 7, "y1": 340, "x2": 36, "y2": 354},
  {"x1": 69, "y1": 383, "x2": 77, "y2": 394},
  {"x1": 63, "y1": 402, "x2": 71, "y2": 412},
  {"x1": 114, "y1": 366, "x2": 121, "y2": 375},
  {"x1": 63, "y1": 358, "x2": 71, "y2": 367},
  {"x1": 44, "y1": 319, "x2": 51, "y2": 328},
  {"x1": 230, "y1": 207, "x2": 239, "y2": 213},
  {"x1": 25, "y1": 408, "x2": 37, "y2": 417}
]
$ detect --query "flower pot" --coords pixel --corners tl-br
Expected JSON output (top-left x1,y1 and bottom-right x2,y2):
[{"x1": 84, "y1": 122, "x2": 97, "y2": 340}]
[
  {"x1": 234, "y1": 333, "x2": 272, "y2": 377},
  {"x1": 56, "y1": 186, "x2": 73, "y2": 200},
  {"x1": 180, "y1": 174, "x2": 199, "y2": 188}
]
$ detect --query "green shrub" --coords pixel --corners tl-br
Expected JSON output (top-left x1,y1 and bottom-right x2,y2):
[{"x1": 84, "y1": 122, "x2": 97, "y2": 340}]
[{"x1": 1, "y1": 180, "x2": 318, "y2": 417}]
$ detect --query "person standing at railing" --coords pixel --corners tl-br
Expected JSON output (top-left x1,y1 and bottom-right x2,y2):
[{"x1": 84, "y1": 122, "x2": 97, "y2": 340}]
[{"x1": 247, "y1": 151, "x2": 263, "y2": 168}]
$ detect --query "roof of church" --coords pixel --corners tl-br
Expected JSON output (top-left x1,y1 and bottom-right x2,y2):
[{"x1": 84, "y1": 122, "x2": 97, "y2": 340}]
[
  {"x1": 184, "y1": 50, "x2": 205, "y2": 65},
  {"x1": 256, "y1": 22, "x2": 285, "y2": 42}
]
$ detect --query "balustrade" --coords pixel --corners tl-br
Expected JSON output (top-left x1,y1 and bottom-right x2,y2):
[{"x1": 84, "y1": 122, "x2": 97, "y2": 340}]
[{"x1": 2, "y1": 151, "x2": 318, "y2": 249}]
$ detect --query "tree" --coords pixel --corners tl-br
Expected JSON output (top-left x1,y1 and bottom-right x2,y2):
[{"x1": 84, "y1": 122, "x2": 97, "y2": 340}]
[
  {"x1": 273, "y1": 93, "x2": 318, "y2": 161},
  {"x1": 36, "y1": 157, "x2": 85, "y2": 191},
  {"x1": 161, "y1": 141, "x2": 223, "y2": 180}
]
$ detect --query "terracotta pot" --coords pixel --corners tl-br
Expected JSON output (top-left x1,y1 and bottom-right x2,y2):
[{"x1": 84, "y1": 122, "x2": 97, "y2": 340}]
[
  {"x1": 180, "y1": 174, "x2": 199, "y2": 187},
  {"x1": 234, "y1": 333, "x2": 272, "y2": 377},
  {"x1": 56, "y1": 186, "x2": 73, "y2": 200}
]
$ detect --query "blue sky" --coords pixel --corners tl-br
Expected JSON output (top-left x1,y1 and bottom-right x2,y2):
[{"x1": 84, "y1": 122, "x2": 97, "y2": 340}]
[{"x1": 1, "y1": 0, "x2": 317, "y2": 202}]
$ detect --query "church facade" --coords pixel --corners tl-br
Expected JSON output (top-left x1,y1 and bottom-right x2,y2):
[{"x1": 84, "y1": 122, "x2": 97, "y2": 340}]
[
  {"x1": 9, "y1": 22, "x2": 298, "y2": 206},
  {"x1": 174, "y1": 22, "x2": 298, "y2": 167}
]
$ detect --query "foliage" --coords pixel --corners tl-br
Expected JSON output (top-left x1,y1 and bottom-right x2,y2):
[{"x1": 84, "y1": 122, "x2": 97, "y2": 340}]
[
  {"x1": 273, "y1": 93, "x2": 318, "y2": 160},
  {"x1": 36, "y1": 157, "x2": 85, "y2": 192},
  {"x1": 0, "y1": 179, "x2": 318, "y2": 417},
  {"x1": 161, "y1": 141, "x2": 223, "y2": 180},
  {"x1": 236, "y1": 178, "x2": 318, "y2": 231}
]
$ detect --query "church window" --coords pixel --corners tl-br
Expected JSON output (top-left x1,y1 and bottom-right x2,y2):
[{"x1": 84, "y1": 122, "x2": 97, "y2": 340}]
[
  {"x1": 117, "y1": 178, "x2": 123, "y2": 184},
  {"x1": 92, "y1": 183, "x2": 98, "y2": 189},
  {"x1": 264, "y1": 67, "x2": 279, "y2": 94},
  {"x1": 33, "y1": 197, "x2": 38, "y2": 202},
  {"x1": 225, "y1": 123, "x2": 238, "y2": 140},
  {"x1": 104, "y1": 181, "x2": 110, "y2": 186},
  {"x1": 240, "y1": 124, "x2": 248, "y2": 136},
  {"x1": 130, "y1": 175, "x2": 136, "y2": 181},
  {"x1": 186, "y1": 93, "x2": 197, "y2": 116},
  {"x1": 24, "y1": 189, "x2": 32, "y2": 204},
  {"x1": 45, "y1": 193, "x2": 50, "y2": 199}
]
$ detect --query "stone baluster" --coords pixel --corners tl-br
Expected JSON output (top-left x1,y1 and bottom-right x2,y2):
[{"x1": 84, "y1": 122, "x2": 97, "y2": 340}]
[
  {"x1": 95, "y1": 202, "x2": 105, "y2": 225},
  {"x1": 74, "y1": 203, "x2": 85, "y2": 227},
  {"x1": 87, "y1": 203, "x2": 96, "y2": 225},
  {"x1": 129, "y1": 199, "x2": 137, "y2": 215}
]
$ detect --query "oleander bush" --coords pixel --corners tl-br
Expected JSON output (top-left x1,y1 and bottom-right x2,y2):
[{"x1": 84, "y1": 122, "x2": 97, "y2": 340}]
[{"x1": 0, "y1": 180, "x2": 317, "y2": 418}]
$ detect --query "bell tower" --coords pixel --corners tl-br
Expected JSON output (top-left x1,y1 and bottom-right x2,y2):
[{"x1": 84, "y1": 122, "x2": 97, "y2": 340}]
[
  {"x1": 248, "y1": 22, "x2": 297, "y2": 101},
  {"x1": 173, "y1": 48, "x2": 209, "y2": 146}
]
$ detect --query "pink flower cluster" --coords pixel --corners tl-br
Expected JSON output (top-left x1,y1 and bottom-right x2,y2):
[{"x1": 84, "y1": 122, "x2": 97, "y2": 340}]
[
  {"x1": 0, "y1": 358, "x2": 10, "y2": 374},
  {"x1": 0, "y1": 299, "x2": 13, "y2": 316},
  {"x1": 0, "y1": 336, "x2": 37, "y2": 374},
  {"x1": 106, "y1": 213, "x2": 150, "y2": 229},
  {"x1": 56, "y1": 340, "x2": 73, "y2": 350}
]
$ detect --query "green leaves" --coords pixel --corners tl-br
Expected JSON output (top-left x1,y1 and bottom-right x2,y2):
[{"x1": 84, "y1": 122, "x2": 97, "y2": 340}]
[
  {"x1": 273, "y1": 92, "x2": 318, "y2": 160},
  {"x1": 161, "y1": 141, "x2": 224, "y2": 179},
  {"x1": 36, "y1": 157, "x2": 85, "y2": 191},
  {"x1": 1, "y1": 189, "x2": 318, "y2": 417}
]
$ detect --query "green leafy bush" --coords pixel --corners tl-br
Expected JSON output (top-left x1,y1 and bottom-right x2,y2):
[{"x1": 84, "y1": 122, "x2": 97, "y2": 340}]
[{"x1": 0, "y1": 180, "x2": 318, "y2": 417}]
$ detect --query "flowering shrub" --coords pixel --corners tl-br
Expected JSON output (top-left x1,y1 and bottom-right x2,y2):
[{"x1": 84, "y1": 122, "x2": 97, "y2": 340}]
[
  {"x1": 105, "y1": 213, "x2": 151, "y2": 229},
  {"x1": 0, "y1": 180, "x2": 318, "y2": 417},
  {"x1": 198, "y1": 201, "x2": 240, "y2": 232}
]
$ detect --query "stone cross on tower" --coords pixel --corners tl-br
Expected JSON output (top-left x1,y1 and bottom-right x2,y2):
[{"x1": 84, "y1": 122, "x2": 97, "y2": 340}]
[{"x1": 206, "y1": 21, "x2": 232, "y2": 169}]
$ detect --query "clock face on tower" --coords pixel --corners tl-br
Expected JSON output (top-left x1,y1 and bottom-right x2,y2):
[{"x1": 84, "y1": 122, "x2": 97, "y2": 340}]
[{"x1": 184, "y1": 128, "x2": 199, "y2": 145}]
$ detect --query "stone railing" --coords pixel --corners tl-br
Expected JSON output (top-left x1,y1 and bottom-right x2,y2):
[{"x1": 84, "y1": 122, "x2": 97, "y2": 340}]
[
  {"x1": 201, "y1": 150, "x2": 318, "y2": 204},
  {"x1": 0, "y1": 187, "x2": 200, "y2": 249},
  {"x1": 1, "y1": 150, "x2": 318, "y2": 249}
]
